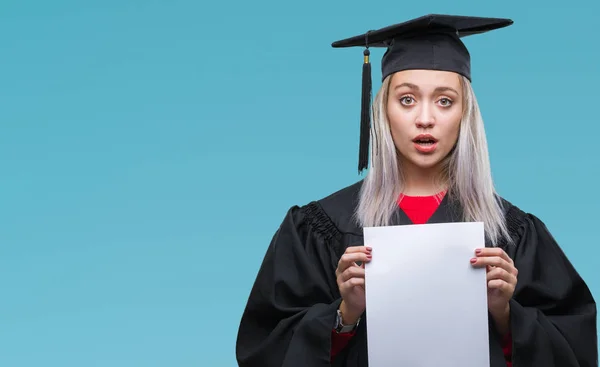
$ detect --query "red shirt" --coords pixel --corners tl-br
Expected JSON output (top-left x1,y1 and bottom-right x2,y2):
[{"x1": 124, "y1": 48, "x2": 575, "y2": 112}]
[{"x1": 331, "y1": 192, "x2": 513, "y2": 366}]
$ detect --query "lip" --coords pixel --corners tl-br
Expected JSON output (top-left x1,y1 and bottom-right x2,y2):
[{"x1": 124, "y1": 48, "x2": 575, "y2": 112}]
[
  {"x1": 412, "y1": 134, "x2": 438, "y2": 154},
  {"x1": 412, "y1": 134, "x2": 438, "y2": 143}
]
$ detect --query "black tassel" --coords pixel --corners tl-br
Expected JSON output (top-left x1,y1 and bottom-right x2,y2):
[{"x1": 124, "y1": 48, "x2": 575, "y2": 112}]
[{"x1": 358, "y1": 48, "x2": 372, "y2": 173}]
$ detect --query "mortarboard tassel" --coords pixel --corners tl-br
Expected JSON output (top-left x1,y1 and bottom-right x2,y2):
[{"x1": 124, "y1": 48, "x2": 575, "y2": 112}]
[{"x1": 358, "y1": 48, "x2": 372, "y2": 173}]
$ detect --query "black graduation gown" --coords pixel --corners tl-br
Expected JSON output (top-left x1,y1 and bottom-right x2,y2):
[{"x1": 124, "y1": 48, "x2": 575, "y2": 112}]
[{"x1": 235, "y1": 181, "x2": 598, "y2": 366}]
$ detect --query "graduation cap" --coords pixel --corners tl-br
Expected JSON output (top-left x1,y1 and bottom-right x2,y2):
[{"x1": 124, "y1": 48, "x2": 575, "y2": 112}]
[{"x1": 331, "y1": 14, "x2": 514, "y2": 173}]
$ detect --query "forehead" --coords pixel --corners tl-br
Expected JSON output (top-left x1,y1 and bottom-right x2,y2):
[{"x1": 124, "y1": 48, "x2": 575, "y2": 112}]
[{"x1": 390, "y1": 69, "x2": 462, "y2": 90}]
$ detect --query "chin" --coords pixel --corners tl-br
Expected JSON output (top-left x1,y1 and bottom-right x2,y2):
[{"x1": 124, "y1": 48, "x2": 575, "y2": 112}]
[
  {"x1": 413, "y1": 159, "x2": 443, "y2": 170},
  {"x1": 403, "y1": 153, "x2": 447, "y2": 171}
]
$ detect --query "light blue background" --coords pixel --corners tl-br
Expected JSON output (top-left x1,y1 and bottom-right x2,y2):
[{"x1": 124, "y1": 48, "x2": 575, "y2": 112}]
[{"x1": 1, "y1": 0, "x2": 598, "y2": 366}]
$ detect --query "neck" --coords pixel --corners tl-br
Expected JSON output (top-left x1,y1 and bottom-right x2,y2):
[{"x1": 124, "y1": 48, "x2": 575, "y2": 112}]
[{"x1": 400, "y1": 160, "x2": 447, "y2": 196}]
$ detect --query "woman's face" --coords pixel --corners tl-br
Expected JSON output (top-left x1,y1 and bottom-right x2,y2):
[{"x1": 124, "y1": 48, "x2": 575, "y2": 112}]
[{"x1": 386, "y1": 69, "x2": 464, "y2": 173}]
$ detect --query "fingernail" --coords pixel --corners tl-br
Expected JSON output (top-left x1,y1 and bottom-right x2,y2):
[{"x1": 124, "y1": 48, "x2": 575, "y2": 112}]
[
  {"x1": 366, "y1": 247, "x2": 372, "y2": 251},
  {"x1": 470, "y1": 258, "x2": 477, "y2": 264},
  {"x1": 475, "y1": 249, "x2": 482, "y2": 254}
]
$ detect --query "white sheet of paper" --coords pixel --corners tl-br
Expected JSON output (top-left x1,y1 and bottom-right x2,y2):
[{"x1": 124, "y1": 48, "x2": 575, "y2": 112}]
[{"x1": 363, "y1": 222, "x2": 489, "y2": 367}]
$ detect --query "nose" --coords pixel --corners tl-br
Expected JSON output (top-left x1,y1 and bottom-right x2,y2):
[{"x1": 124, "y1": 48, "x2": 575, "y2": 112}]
[{"x1": 415, "y1": 104, "x2": 435, "y2": 129}]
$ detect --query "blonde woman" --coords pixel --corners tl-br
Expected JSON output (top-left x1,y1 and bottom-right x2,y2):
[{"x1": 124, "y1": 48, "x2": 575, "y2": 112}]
[{"x1": 235, "y1": 14, "x2": 597, "y2": 367}]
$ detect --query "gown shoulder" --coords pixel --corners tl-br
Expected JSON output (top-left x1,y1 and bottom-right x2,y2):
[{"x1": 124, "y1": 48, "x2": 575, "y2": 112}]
[
  {"x1": 493, "y1": 196, "x2": 598, "y2": 366},
  {"x1": 235, "y1": 180, "x2": 365, "y2": 367}
]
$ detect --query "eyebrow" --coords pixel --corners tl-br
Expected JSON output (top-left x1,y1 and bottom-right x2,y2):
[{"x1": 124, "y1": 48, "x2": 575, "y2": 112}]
[{"x1": 394, "y1": 82, "x2": 459, "y2": 95}]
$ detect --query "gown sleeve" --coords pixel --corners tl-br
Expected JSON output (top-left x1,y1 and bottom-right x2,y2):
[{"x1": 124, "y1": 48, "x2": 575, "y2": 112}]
[
  {"x1": 235, "y1": 203, "x2": 344, "y2": 367},
  {"x1": 507, "y1": 208, "x2": 598, "y2": 366}
]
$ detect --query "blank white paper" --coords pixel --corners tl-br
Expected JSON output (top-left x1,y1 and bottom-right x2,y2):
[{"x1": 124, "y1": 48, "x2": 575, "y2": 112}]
[{"x1": 363, "y1": 222, "x2": 489, "y2": 367}]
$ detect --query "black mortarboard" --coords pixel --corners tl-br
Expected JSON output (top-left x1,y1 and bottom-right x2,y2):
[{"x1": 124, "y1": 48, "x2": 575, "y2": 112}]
[{"x1": 331, "y1": 14, "x2": 514, "y2": 173}]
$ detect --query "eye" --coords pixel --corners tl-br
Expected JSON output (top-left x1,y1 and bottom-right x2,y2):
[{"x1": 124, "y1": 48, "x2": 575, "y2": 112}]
[
  {"x1": 399, "y1": 96, "x2": 415, "y2": 105},
  {"x1": 438, "y1": 98, "x2": 453, "y2": 107}
]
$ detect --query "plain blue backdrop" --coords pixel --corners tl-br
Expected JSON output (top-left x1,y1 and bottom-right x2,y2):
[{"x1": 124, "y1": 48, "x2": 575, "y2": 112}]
[{"x1": 1, "y1": 0, "x2": 598, "y2": 366}]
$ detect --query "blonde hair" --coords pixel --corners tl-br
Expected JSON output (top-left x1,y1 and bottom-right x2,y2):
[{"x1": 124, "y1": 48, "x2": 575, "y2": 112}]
[{"x1": 355, "y1": 74, "x2": 511, "y2": 246}]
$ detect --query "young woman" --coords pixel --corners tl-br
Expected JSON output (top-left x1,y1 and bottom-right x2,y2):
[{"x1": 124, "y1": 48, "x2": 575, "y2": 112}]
[{"x1": 235, "y1": 14, "x2": 597, "y2": 367}]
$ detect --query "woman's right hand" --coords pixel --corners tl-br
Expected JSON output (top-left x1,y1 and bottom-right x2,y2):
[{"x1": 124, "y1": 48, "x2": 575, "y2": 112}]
[{"x1": 335, "y1": 245, "x2": 372, "y2": 324}]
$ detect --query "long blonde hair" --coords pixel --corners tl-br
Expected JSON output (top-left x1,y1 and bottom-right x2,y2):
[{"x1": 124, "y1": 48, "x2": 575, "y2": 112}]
[{"x1": 355, "y1": 73, "x2": 511, "y2": 246}]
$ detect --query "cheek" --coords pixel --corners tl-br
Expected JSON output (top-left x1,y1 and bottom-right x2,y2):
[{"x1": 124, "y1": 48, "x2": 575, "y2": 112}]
[
  {"x1": 449, "y1": 110, "x2": 463, "y2": 135},
  {"x1": 387, "y1": 105, "x2": 413, "y2": 139},
  {"x1": 441, "y1": 112, "x2": 462, "y2": 145}
]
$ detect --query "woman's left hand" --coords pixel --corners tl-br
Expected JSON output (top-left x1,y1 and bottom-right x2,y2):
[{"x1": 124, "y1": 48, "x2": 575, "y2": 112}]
[{"x1": 471, "y1": 247, "x2": 518, "y2": 334}]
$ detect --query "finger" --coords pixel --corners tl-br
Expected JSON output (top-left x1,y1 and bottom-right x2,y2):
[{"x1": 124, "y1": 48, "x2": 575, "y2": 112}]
[
  {"x1": 473, "y1": 255, "x2": 518, "y2": 277},
  {"x1": 339, "y1": 265, "x2": 365, "y2": 283},
  {"x1": 487, "y1": 266, "x2": 517, "y2": 285},
  {"x1": 475, "y1": 247, "x2": 513, "y2": 265},
  {"x1": 487, "y1": 279, "x2": 514, "y2": 293},
  {"x1": 340, "y1": 277, "x2": 365, "y2": 290},
  {"x1": 339, "y1": 252, "x2": 372, "y2": 268},
  {"x1": 337, "y1": 252, "x2": 372, "y2": 273},
  {"x1": 471, "y1": 256, "x2": 511, "y2": 271},
  {"x1": 344, "y1": 246, "x2": 373, "y2": 254},
  {"x1": 354, "y1": 261, "x2": 367, "y2": 269}
]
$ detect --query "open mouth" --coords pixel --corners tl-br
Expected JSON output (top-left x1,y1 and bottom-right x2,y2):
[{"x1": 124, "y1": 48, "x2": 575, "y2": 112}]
[
  {"x1": 413, "y1": 139, "x2": 436, "y2": 146},
  {"x1": 412, "y1": 134, "x2": 438, "y2": 153},
  {"x1": 412, "y1": 135, "x2": 438, "y2": 145}
]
